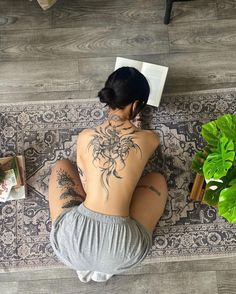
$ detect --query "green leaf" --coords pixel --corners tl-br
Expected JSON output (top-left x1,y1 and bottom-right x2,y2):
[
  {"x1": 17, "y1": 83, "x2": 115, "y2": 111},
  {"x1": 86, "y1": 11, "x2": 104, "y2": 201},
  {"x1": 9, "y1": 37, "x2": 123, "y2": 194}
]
[
  {"x1": 192, "y1": 147, "x2": 211, "y2": 175},
  {"x1": 216, "y1": 114, "x2": 236, "y2": 147},
  {"x1": 192, "y1": 151, "x2": 205, "y2": 175},
  {"x1": 11, "y1": 157, "x2": 18, "y2": 179},
  {"x1": 218, "y1": 185, "x2": 236, "y2": 223},
  {"x1": 201, "y1": 121, "x2": 219, "y2": 147},
  {"x1": 229, "y1": 179, "x2": 236, "y2": 186},
  {"x1": 204, "y1": 189, "x2": 220, "y2": 206},
  {"x1": 203, "y1": 135, "x2": 235, "y2": 180},
  {"x1": 221, "y1": 166, "x2": 236, "y2": 184},
  {"x1": 203, "y1": 180, "x2": 225, "y2": 206}
]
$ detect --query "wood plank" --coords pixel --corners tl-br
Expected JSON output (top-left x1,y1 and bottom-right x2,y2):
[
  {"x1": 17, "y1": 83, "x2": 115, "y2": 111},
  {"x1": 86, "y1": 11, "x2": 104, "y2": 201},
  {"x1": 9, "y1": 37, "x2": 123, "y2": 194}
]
[
  {"x1": 53, "y1": 0, "x2": 166, "y2": 11},
  {"x1": 0, "y1": 281, "x2": 18, "y2": 294},
  {"x1": 0, "y1": 24, "x2": 169, "y2": 61},
  {"x1": 16, "y1": 271, "x2": 218, "y2": 294},
  {"x1": 156, "y1": 50, "x2": 236, "y2": 93},
  {"x1": 168, "y1": 19, "x2": 236, "y2": 53},
  {"x1": 5, "y1": 48, "x2": 236, "y2": 95},
  {"x1": 217, "y1": 270, "x2": 236, "y2": 294},
  {"x1": 0, "y1": 14, "x2": 51, "y2": 31},
  {"x1": 0, "y1": 60, "x2": 79, "y2": 94},
  {"x1": 0, "y1": 90, "x2": 92, "y2": 103},
  {"x1": 0, "y1": 268, "x2": 76, "y2": 283},
  {"x1": 0, "y1": 0, "x2": 52, "y2": 30},
  {"x1": 78, "y1": 57, "x2": 114, "y2": 92},
  {"x1": 164, "y1": 81, "x2": 236, "y2": 94},
  {"x1": 52, "y1": 0, "x2": 164, "y2": 28},
  {"x1": 170, "y1": 0, "x2": 218, "y2": 23},
  {"x1": 0, "y1": 51, "x2": 235, "y2": 96},
  {"x1": 0, "y1": 0, "x2": 44, "y2": 14},
  {"x1": 76, "y1": 49, "x2": 236, "y2": 94},
  {"x1": 144, "y1": 257, "x2": 236, "y2": 274},
  {"x1": 217, "y1": 0, "x2": 236, "y2": 20},
  {"x1": 1, "y1": 257, "x2": 236, "y2": 282}
]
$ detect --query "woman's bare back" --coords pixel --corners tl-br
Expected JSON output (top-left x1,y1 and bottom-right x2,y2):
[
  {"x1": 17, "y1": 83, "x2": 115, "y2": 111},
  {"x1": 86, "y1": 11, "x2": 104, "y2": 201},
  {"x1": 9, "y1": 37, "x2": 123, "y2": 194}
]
[{"x1": 77, "y1": 118, "x2": 159, "y2": 216}]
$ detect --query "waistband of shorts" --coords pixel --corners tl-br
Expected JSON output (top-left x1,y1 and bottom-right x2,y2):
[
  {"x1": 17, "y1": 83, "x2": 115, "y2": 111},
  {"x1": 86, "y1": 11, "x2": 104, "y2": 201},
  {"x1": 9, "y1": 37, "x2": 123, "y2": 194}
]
[{"x1": 77, "y1": 202, "x2": 131, "y2": 224}]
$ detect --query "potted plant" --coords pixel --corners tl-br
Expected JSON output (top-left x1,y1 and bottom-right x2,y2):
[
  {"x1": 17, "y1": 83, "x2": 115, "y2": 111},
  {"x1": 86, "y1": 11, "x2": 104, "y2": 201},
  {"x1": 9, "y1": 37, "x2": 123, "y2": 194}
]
[{"x1": 191, "y1": 113, "x2": 236, "y2": 224}]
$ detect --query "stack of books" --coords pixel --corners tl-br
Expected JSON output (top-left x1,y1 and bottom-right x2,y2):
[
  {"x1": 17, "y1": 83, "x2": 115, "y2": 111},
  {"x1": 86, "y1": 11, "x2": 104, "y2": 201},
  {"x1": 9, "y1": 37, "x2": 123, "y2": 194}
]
[{"x1": 0, "y1": 155, "x2": 26, "y2": 202}]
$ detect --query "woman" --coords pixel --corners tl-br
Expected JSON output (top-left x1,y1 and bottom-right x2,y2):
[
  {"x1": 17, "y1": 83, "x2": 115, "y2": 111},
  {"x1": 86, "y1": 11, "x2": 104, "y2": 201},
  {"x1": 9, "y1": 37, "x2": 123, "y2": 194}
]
[{"x1": 49, "y1": 67, "x2": 168, "y2": 283}]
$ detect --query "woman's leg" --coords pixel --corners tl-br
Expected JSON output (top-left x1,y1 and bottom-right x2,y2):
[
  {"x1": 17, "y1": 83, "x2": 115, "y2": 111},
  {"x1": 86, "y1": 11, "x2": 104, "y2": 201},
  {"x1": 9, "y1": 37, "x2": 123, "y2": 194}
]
[
  {"x1": 48, "y1": 159, "x2": 86, "y2": 225},
  {"x1": 129, "y1": 172, "x2": 168, "y2": 235}
]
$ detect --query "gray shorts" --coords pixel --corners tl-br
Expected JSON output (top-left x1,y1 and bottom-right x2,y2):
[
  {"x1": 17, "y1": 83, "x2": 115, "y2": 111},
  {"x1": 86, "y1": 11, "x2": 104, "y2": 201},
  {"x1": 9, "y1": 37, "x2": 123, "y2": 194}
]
[{"x1": 50, "y1": 202, "x2": 152, "y2": 282}]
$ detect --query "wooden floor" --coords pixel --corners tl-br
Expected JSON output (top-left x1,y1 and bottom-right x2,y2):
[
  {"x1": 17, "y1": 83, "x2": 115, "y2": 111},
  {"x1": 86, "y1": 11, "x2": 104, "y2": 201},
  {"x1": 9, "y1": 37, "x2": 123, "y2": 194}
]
[{"x1": 1, "y1": 0, "x2": 236, "y2": 293}]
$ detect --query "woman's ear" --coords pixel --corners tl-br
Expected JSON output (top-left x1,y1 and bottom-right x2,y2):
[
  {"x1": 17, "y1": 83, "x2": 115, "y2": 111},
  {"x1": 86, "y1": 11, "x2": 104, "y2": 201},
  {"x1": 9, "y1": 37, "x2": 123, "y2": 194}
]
[
  {"x1": 132, "y1": 100, "x2": 140, "y2": 114},
  {"x1": 129, "y1": 100, "x2": 141, "y2": 120}
]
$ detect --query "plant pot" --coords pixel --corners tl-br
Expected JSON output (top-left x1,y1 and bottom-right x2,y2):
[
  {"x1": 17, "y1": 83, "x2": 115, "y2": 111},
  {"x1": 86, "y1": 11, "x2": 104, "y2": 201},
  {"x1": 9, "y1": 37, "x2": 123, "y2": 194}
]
[{"x1": 189, "y1": 173, "x2": 207, "y2": 204}]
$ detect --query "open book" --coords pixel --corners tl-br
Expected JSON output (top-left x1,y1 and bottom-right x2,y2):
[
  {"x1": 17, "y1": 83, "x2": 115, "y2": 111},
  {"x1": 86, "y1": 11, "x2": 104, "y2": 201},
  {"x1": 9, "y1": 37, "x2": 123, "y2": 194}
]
[{"x1": 115, "y1": 57, "x2": 168, "y2": 107}]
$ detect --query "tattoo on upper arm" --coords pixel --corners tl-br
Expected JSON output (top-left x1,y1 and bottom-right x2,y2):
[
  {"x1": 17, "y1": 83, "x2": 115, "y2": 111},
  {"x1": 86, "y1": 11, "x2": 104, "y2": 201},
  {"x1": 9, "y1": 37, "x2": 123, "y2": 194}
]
[
  {"x1": 137, "y1": 184, "x2": 161, "y2": 197},
  {"x1": 87, "y1": 121, "x2": 142, "y2": 200}
]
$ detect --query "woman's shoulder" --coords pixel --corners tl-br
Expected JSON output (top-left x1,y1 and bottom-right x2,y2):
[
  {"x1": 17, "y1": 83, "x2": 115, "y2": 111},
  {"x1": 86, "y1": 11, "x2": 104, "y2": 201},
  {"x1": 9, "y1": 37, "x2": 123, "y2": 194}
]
[
  {"x1": 77, "y1": 128, "x2": 94, "y2": 138},
  {"x1": 79, "y1": 128, "x2": 94, "y2": 134},
  {"x1": 76, "y1": 128, "x2": 94, "y2": 150},
  {"x1": 139, "y1": 129, "x2": 160, "y2": 149}
]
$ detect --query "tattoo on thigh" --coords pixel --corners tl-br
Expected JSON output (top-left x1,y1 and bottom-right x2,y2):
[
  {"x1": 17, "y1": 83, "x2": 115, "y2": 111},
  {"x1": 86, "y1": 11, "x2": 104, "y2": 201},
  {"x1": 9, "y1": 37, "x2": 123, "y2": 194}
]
[
  {"x1": 59, "y1": 188, "x2": 84, "y2": 200},
  {"x1": 137, "y1": 184, "x2": 161, "y2": 197},
  {"x1": 62, "y1": 200, "x2": 83, "y2": 209},
  {"x1": 55, "y1": 168, "x2": 85, "y2": 206},
  {"x1": 56, "y1": 168, "x2": 75, "y2": 188}
]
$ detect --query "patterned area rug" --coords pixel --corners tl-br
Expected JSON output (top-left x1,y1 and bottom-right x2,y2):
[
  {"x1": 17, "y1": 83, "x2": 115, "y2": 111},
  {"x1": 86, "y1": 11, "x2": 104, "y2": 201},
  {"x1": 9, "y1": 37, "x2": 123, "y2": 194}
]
[{"x1": 1, "y1": 88, "x2": 236, "y2": 272}]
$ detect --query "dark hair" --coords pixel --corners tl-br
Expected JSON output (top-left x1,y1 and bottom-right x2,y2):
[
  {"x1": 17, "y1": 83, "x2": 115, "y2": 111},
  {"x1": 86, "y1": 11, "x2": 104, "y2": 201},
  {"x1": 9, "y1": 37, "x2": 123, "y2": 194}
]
[{"x1": 98, "y1": 67, "x2": 150, "y2": 119}]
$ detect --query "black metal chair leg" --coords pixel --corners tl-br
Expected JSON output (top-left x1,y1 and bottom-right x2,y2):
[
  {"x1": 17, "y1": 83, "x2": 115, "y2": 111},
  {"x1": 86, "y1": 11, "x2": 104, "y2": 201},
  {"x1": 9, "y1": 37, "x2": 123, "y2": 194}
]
[
  {"x1": 164, "y1": 0, "x2": 192, "y2": 24},
  {"x1": 164, "y1": 0, "x2": 174, "y2": 25}
]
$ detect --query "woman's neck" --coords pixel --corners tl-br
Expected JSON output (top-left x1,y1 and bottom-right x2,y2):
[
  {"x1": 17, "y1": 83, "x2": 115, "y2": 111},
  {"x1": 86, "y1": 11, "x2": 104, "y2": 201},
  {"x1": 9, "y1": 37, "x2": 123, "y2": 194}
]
[
  {"x1": 108, "y1": 114, "x2": 128, "y2": 122},
  {"x1": 106, "y1": 111, "x2": 132, "y2": 129},
  {"x1": 108, "y1": 108, "x2": 130, "y2": 121}
]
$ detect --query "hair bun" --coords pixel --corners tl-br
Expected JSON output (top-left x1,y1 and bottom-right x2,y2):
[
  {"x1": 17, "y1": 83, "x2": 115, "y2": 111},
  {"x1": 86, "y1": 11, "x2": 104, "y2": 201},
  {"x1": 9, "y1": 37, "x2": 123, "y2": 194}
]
[{"x1": 98, "y1": 87, "x2": 116, "y2": 104}]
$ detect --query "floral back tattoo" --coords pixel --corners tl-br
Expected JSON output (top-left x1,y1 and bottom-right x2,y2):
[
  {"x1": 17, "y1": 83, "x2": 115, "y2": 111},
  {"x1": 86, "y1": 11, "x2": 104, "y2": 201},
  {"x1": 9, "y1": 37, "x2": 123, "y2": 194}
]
[{"x1": 87, "y1": 120, "x2": 142, "y2": 200}]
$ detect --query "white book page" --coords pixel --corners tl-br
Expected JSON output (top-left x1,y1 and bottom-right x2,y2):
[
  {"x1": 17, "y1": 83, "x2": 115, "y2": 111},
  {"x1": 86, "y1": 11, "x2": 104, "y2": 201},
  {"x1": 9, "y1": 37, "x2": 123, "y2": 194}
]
[
  {"x1": 141, "y1": 63, "x2": 168, "y2": 107},
  {"x1": 115, "y1": 57, "x2": 142, "y2": 71}
]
